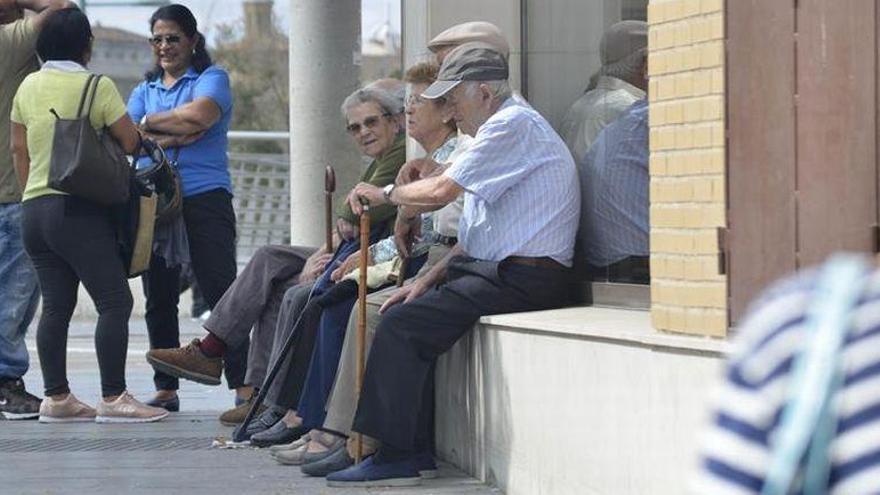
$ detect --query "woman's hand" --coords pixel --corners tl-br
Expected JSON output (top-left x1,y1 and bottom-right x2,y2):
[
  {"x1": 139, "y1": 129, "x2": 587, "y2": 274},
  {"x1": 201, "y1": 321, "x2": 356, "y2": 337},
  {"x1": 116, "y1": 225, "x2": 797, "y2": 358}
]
[
  {"x1": 349, "y1": 182, "x2": 386, "y2": 215},
  {"x1": 299, "y1": 252, "x2": 333, "y2": 283},
  {"x1": 336, "y1": 218, "x2": 357, "y2": 241},
  {"x1": 379, "y1": 277, "x2": 431, "y2": 314},
  {"x1": 393, "y1": 214, "x2": 421, "y2": 257},
  {"x1": 396, "y1": 157, "x2": 444, "y2": 185},
  {"x1": 330, "y1": 250, "x2": 371, "y2": 282}
]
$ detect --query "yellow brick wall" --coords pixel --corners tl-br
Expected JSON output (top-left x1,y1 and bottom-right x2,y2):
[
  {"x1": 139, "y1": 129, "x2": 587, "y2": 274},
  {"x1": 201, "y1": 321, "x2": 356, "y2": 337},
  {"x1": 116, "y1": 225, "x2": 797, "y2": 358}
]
[{"x1": 647, "y1": 0, "x2": 727, "y2": 337}]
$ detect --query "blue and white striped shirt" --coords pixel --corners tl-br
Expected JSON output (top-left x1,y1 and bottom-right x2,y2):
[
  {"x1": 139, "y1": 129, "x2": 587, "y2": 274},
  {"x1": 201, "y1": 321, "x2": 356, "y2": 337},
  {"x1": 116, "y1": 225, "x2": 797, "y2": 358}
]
[
  {"x1": 444, "y1": 98, "x2": 580, "y2": 266},
  {"x1": 693, "y1": 263, "x2": 880, "y2": 494},
  {"x1": 579, "y1": 99, "x2": 649, "y2": 267}
]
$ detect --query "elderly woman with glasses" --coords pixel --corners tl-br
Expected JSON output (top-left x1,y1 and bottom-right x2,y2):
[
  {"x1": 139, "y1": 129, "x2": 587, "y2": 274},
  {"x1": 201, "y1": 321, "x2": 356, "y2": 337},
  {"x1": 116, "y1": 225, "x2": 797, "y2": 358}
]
[
  {"x1": 142, "y1": 79, "x2": 408, "y2": 438},
  {"x1": 125, "y1": 3, "x2": 246, "y2": 412}
]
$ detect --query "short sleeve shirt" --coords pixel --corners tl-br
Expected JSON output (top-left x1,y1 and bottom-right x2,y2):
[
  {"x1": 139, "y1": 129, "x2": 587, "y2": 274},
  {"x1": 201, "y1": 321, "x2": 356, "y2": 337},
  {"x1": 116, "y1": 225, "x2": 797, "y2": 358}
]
[
  {"x1": 0, "y1": 18, "x2": 39, "y2": 203},
  {"x1": 444, "y1": 99, "x2": 580, "y2": 266},
  {"x1": 128, "y1": 66, "x2": 234, "y2": 197},
  {"x1": 11, "y1": 68, "x2": 128, "y2": 201}
]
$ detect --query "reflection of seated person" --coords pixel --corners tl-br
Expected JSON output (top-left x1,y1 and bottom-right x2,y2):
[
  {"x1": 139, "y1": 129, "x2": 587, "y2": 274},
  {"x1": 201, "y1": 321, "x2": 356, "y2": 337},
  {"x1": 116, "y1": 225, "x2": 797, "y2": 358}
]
[
  {"x1": 579, "y1": 98, "x2": 649, "y2": 284},
  {"x1": 560, "y1": 20, "x2": 647, "y2": 166}
]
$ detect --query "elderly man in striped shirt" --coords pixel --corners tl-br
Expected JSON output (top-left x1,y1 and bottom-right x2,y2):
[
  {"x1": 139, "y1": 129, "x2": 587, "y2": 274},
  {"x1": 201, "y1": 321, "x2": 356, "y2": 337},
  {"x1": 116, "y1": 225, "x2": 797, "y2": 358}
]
[{"x1": 332, "y1": 42, "x2": 580, "y2": 487}]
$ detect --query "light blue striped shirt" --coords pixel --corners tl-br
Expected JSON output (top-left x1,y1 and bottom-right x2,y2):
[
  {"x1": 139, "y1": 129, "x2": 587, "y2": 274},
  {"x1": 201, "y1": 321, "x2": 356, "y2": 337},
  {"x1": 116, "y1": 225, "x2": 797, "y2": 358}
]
[
  {"x1": 444, "y1": 98, "x2": 580, "y2": 266},
  {"x1": 579, "y1": 98, "x2": 649, "y2": 267},
  {"x1": 693, "y1": 262, "x2": 880, "y2": 494}
]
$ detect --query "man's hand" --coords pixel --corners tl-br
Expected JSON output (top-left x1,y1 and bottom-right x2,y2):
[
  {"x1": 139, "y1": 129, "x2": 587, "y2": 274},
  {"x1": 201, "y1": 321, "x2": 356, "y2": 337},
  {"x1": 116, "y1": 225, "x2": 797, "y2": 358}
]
[
  {"x1": 396, "y1": 157, "x2": 444, "y2": 185},
  {"x1": 331, "y1": 250, "x2": 370, "y2": 282},
  {"x1": 379, "y1": 278, "x2": 431, "y2": 313},
  {"x1": 299, "y1": 252, "x2": 333, "y2": 283},
  {"x1": 349, "y1": 182, "x2": 387, "y2": 215},
  {"x1": 393, "y1": 214, "x2": 421, "y2": 258},
  {"x1": 336, "y1": 217, "x2": 356, "y2": 241}
]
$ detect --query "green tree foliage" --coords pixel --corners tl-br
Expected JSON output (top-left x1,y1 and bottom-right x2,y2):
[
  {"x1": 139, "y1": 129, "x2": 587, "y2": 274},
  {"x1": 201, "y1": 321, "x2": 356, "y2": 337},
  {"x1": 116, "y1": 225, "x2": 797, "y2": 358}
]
[{"x1": 212, "y1": 22, "x2": 289, "y2": 154}]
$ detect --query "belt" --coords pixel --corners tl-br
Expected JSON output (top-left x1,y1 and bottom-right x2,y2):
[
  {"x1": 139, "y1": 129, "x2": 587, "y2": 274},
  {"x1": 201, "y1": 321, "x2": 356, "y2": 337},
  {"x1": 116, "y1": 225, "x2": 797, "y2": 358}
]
[
  {"x1": 434, "y1": 234, "x2": 458, "y2": 247},
  {"x1": 503, "y1": 256, "x2": 567, "y2": 270}
]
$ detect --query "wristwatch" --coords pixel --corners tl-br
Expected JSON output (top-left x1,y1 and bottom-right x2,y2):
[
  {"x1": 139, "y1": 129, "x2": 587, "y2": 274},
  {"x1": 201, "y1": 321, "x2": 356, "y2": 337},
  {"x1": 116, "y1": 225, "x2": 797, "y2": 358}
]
[
  {"x1": 139, "y1": 114, "x2": 149, "y2": 129},
  {"x1": 382, "y1": 183, "x2": 396, "y2": 204}
]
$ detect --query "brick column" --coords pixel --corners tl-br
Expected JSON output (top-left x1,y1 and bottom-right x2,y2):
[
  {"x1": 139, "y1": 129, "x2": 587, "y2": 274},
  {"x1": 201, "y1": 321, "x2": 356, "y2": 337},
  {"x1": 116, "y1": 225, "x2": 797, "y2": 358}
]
[{"x1": 647, "y1": 0, "x2": 727, "y2": 337}]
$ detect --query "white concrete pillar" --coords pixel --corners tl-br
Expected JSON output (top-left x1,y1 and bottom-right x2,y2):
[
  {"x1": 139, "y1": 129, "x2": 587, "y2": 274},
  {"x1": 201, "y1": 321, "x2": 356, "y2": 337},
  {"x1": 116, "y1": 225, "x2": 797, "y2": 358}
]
[{"x1": 288, "y1": 0, "x2": 362, "y2": 246}]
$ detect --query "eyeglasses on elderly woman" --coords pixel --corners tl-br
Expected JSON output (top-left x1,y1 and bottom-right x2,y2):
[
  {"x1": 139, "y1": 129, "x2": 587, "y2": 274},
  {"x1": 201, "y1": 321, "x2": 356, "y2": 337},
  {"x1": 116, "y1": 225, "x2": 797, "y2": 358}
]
[{"x1": 345, "y1": 113, "x2": 392, "y2": 134}]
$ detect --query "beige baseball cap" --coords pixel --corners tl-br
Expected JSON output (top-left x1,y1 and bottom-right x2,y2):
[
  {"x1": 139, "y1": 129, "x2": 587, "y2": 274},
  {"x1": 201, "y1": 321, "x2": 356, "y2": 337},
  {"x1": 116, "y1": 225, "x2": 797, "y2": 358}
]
[{"x1": 427, "y1": 21, "x2": 510, "y2": 59}]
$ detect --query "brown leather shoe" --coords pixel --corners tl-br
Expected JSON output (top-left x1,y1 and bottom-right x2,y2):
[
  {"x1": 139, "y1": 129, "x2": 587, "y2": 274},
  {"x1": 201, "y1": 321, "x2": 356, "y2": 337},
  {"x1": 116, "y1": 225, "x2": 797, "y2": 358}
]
[
  {"x1": 218, "y1": 395, "x2": 267, "y2": 426},
  {"x1": 146, "y1": 339, "x2": 222, "y2": 386}
]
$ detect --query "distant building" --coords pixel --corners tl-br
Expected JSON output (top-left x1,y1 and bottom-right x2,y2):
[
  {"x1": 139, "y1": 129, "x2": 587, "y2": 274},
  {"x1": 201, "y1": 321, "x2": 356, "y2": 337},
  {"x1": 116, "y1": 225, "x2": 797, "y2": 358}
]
[
  {"x1": 361, "y1": 10, "x2": 402, "y2": 82},
  {"x1": 90, "y1": 24, "x2": 153, "y2": 100}
]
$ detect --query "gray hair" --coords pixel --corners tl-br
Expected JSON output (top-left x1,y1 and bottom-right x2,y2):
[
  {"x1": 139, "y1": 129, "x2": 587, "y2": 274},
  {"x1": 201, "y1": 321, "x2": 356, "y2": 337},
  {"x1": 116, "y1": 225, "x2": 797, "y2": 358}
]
[
  {"x1": 340, "y1": 81, "x2": 405, "y2": 121},
  {"x1": 461, "y1": 79, "x2": 512, "y2": 101}
]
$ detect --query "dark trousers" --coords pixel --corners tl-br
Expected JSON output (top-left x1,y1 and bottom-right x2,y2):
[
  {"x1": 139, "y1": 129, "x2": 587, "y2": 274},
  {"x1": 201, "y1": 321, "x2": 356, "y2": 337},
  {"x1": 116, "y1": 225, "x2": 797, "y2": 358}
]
[
  {"x1": 265, "y1": 238, "x2": 361, "y2": 409},
  {"x1": 143, "y1": 189, "x2": 241, "y2": 391},
  {"x1": 352, "y1": 257, "x2": 570, "y2": 452},
  {"x1": 22, "y1": 195, "x2": 133, "y2": 397},
  {"x1": 298, "y1": 255, "x2": 426, "y2": 429},
  {"x1": 204, "y1": 244, "x2": 314, "y2": 387}
]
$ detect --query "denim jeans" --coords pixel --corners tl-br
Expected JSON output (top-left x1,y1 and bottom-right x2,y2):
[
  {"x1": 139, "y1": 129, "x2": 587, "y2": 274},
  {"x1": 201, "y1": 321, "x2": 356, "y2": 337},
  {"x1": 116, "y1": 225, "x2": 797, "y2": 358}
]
[{"x1": 0, "y1": 202, "x2": 40, "y2": 380}]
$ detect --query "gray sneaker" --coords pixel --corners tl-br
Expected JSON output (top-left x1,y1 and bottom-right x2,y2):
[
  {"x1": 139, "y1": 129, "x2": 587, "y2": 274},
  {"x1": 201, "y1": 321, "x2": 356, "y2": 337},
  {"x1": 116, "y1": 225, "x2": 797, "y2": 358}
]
[{"x1": 0, "y1": 378, "x2": 41, "y2": 420}]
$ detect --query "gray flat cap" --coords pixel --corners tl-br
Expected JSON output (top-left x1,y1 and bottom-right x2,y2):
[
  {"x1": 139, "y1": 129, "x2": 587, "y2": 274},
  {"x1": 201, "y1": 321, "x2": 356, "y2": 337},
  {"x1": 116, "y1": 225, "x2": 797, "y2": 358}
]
[
  {"x1": 601, "y1": 20, "x2": 648, "y2": 65},
  {"x1": 422, "y1": 42, "x2": 509, "y2": 99}
]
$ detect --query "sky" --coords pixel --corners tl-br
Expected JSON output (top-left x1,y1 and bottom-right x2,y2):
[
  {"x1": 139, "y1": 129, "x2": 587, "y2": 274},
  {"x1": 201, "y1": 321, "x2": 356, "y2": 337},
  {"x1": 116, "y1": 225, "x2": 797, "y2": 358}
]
[{"x1": 73, "y1": 0, "x2": 400, "y2": 46}]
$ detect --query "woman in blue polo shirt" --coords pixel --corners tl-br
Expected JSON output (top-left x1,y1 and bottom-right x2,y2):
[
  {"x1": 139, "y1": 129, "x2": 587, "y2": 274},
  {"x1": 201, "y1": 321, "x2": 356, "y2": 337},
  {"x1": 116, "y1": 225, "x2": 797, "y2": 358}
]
[{"x1": 127, "y1": 4, "x2": 247, "y2": 412}]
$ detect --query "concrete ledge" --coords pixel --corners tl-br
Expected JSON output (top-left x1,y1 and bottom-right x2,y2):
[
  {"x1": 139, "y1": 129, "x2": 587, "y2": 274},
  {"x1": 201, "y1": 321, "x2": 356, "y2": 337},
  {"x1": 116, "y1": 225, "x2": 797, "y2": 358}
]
[
  {"x1": 436, "y1": 305, "x2": 727, "y2": 495},
  {"x1": 480, "y1": 306, "x2": 730, "y2": 355}
]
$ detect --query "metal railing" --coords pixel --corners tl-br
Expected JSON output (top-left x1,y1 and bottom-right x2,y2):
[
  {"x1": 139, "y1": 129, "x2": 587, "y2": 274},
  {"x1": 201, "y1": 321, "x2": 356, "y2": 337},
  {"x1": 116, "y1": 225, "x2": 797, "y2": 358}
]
[{"x1": 227, "y1": 131, "x2": 290, "y2": 263}]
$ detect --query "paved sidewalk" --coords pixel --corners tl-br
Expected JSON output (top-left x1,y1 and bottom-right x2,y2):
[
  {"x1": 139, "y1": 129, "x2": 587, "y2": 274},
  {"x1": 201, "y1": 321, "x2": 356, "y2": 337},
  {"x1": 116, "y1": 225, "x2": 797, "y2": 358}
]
[{"x1": 1, "y1": 319, "x2": 500, "y2": 495}]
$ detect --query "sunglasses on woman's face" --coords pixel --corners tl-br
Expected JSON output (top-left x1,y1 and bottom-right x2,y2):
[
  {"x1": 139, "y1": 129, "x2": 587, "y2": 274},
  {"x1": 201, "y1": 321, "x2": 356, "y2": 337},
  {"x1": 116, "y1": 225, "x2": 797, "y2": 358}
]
[
  {"x1": 149, "y1": 34, "x2": 182, "y2": 47},
  {"x1": 346, "y1": 113, "x2": 392, "y2": 135}
]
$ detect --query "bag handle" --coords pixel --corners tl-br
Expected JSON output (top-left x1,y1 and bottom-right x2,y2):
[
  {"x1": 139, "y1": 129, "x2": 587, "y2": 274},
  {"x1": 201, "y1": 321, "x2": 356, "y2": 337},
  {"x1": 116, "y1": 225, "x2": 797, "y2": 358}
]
[
  {"x1": 75, "y1": 74, "x2": 102, "y2": 120},
  {"x1": 761, "y1": 254, "x2": 871, "y2": 495}
]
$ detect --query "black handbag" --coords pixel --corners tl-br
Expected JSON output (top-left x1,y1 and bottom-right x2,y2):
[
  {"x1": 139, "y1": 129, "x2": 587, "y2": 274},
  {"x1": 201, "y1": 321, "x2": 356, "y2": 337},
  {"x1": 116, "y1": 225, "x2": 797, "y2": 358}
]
[
  {"x1": 135, "y1": 143, "x2": 182, "y2": 225},
  {"x1": 47, "y1": 74, "x2": 130, "y2": 205}
]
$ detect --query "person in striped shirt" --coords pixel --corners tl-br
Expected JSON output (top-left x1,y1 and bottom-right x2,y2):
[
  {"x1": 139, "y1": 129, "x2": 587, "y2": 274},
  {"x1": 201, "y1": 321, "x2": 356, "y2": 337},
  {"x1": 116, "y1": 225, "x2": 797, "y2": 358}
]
[{"x1": 693, "y1": 260, "x2": 880, "y2": 494}]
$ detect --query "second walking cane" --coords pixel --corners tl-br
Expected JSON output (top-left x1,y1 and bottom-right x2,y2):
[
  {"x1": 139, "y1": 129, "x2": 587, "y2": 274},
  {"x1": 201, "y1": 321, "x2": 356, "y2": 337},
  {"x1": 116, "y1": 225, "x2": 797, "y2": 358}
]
[
  {"x1": 354, "y1": 199, "x2": 370, "y2": 463},
  {"x1": 324, "y1": 166, "x2": 336, "y2": 252}
]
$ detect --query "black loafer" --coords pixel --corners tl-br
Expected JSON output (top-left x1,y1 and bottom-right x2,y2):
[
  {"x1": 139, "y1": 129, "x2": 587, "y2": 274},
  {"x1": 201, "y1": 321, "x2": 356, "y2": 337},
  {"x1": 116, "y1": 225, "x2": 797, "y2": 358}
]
[
  {"x1": 250, "y1": 422, "x2": 308, "y2": 447},
  {"x1": 243, "y1": 407, "x2": 285, "y2": 438},
  {"x1": 145, "y1": 395, "x2": 179, "y2": 412},
  {"x1": 301, "y1": 444, "x2": 354, "y2": 477}
]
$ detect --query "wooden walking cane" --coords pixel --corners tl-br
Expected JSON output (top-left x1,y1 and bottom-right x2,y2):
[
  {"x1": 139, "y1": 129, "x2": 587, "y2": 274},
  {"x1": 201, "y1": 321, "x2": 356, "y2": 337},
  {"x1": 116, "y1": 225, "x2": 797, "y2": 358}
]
[
  {"x1": 355, "y1": 199, "x2": 370, "y2": 463},
  {"x1": 324, "y1": 166, "x2": 336, "y2": 252}
]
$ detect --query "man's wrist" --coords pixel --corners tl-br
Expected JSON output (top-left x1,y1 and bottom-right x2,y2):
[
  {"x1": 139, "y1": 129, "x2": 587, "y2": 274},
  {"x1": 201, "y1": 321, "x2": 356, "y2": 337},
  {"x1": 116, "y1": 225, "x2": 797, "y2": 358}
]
[
  {"x1": 139, "y1": 114, "x2": 149, "y2": 130},
  {"x1": 383, "y1": 183, "x2": 396, "y2": 205}
]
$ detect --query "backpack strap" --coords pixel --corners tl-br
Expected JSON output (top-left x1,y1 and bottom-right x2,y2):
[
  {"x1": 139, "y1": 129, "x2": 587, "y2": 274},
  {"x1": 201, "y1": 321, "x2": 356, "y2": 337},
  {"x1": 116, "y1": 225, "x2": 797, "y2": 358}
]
[{"x1": 761, "y1": 254, "x2": 872, "y2": 495}]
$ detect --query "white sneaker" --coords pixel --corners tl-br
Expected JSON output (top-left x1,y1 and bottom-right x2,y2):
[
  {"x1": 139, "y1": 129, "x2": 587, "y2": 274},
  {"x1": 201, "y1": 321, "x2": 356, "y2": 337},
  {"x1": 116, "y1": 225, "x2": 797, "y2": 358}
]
[
  {"x1": 95, "y1": 391, "x2": 169, "y2": 424},
  {"x1": 39, "y1": 393, "x2": 97, "y2": 423}
]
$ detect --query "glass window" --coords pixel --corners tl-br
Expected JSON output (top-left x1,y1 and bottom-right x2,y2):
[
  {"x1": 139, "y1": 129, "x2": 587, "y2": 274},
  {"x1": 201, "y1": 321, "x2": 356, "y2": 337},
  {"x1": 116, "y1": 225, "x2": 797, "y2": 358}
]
[{"x1": 522, "y1": 0, "x2": 649, "y2": 306}]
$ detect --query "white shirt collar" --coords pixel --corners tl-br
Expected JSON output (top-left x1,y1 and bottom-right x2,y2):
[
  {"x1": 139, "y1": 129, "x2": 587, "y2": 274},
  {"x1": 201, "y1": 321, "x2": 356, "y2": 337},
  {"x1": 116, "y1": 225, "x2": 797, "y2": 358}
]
[{"x1": 41, "y1": 60, "x2": 89, "y2": 73}]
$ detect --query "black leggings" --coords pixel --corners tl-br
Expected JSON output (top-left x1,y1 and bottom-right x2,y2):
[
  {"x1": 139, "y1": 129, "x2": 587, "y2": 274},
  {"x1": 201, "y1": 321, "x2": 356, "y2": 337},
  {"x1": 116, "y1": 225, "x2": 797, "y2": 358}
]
[
  {"x1": 143, "y1": 188, "x2": 241, "y2": 391},
  {"x1": 22, "y1": 195, "x2": 133, "y2": 398}
]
